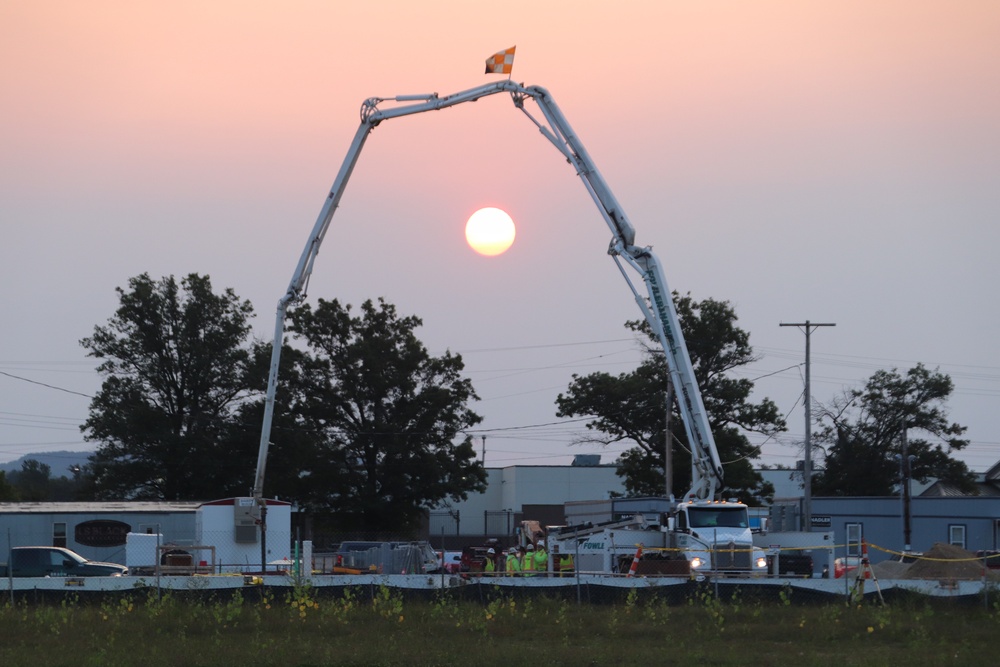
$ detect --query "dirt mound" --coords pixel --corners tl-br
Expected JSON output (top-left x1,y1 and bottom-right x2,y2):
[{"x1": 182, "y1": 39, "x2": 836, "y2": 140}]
[
  {"x1": 871, "y1": 559, "x2": 910, "y2": 580},
  {"x1": 904, "y1": 542, "x2": 991, "y2": 580}
]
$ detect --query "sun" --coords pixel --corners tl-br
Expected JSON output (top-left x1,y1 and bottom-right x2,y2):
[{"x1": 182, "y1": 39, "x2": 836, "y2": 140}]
[{"x1": 465, "y1": 207, "x2": 516, "y2": 256}]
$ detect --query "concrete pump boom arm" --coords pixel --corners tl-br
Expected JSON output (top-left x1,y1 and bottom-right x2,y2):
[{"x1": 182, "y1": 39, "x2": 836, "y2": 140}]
[{"x1": 252, "y1": 80, "x2": 723, "y2": 506}]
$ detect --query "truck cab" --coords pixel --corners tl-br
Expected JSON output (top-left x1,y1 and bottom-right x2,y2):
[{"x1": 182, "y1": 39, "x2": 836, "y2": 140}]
[{"x1": 671, "y1": 500, "x2": 767, "y2": 574}]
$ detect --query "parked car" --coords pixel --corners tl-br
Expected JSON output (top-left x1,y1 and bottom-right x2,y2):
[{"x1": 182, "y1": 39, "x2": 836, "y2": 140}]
[
  {"x1": 974, "y1": 550, "x2": 1000, "y2": 569},
  {"x1": 0, "y1": 546, "x2": 128, "y2": 577}
]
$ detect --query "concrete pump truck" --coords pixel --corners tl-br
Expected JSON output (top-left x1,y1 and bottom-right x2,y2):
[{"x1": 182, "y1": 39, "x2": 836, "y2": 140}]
[{"x1": 248, "y1": 78, "x2": 767, "y2": 577}]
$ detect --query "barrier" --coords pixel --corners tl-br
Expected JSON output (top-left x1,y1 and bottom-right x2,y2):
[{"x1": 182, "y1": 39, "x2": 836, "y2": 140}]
[{"x1": 626, "y1": 545, "x2": 643, "y2": 578}]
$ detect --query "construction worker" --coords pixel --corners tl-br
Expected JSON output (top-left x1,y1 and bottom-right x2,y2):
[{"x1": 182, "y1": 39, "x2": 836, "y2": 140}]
[
  {"x1": 533, "y1": 539, "x2": 549, "y2": 576},
  {"x1": 484, "y1": 548, "x2": 497, "y2": 576},
  {"x1": 558, "y1": 550, "x2": 575, "y2": 577},
  {"x1": 523, "y1": 543, "x2": 536, "y2": 576},
  {"x1": 505, "y1": 547, "x2": 521, "y2": 576}
]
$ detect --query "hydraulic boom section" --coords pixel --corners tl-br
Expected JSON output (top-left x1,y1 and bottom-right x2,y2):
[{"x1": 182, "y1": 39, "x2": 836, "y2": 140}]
[{"x1": 253, "y1": 80, "x2": 724, "y2": 514}]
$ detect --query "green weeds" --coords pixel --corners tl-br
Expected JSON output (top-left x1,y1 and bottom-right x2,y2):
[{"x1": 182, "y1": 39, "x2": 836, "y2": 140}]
[{"x1": 0, "y1": 586, "x2": 997, "y2": 666}]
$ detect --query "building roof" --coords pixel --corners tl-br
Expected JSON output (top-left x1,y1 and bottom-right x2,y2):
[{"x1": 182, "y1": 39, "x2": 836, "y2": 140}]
[
  {"x1": 0, "y1": 501, "x2": 202, "y2": 514},
  {"x1": 918, "y1": 481, "x2": 1000, "y2": 498},
  {"x1": 0, "y1": 498, "x2": 291, "y2": 514}
]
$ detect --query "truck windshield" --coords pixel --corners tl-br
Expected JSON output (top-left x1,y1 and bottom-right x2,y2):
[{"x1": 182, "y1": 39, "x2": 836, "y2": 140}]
[{"x1": 688, "y1": 507, "x2": 749, "y2": 529}]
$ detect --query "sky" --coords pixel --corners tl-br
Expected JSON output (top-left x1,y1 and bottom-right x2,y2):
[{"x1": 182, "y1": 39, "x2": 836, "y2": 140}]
[{"x1": 2, "y1": 1, "x2": 999, "y2": 482}]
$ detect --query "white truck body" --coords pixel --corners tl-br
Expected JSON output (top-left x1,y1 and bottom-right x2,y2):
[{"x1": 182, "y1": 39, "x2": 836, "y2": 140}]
[
  {"x1": 546, "y1": 501, "x2": 767, "y2": 576},
  {"x1": 753, "y1": 530, "x2": 836, "y2": 577}
]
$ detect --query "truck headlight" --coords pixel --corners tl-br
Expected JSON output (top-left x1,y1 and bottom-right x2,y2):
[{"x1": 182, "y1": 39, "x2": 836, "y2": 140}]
[
  {"x1": 689, "y1": 557, "x2": 704, "y2": 569},
  {"x1": 755, "y1": 557, "x2": 767, "y2": 569}
]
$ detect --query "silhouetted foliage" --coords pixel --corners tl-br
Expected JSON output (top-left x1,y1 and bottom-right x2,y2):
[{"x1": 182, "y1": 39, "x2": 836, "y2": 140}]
[
  {"x1": 556, "y1": 294, "x2": 783, "y2": 503},
  {"x1": 0, "y1": 470, "x2": 18, "y2": 501},
  {"x1": 250, "y1": 297, "x2": 487, "y2": 532},
  {"x1": 81, "y1": 273, "x2": 258, "y2": 500},
  {"x1": 812, "y1": 364, "x2": 974, "y2": 496}
]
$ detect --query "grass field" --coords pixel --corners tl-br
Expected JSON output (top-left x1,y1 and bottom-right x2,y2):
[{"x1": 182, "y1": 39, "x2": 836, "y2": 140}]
[{"x1": 0, "y1": 584, "x2": 995, "y2": 666}]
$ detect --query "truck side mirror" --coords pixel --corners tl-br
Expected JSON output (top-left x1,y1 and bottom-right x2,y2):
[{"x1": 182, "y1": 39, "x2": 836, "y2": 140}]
[{"x1": 63, "y1": 559, "x2": 75, "y2": 569}]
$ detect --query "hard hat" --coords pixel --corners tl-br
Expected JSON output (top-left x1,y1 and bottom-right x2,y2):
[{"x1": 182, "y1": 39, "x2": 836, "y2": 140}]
[
  {"x1": 487, "y1": 548, "x2": 495, "y2": 554},
  {"x1": 508, "y1": 547, "x2": 517, "y2": 555},
  {"x1": 527, "y1": 543, "x2": 535, "y2": 550},
  {"x1": 538, "y1": 540, "x2": 546, "y2": 547}
]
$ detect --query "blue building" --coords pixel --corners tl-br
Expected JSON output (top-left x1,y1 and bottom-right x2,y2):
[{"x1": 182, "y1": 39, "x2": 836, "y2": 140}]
[{"x1": 769, "y1": 461, "x2": 1000, "y2": 564}]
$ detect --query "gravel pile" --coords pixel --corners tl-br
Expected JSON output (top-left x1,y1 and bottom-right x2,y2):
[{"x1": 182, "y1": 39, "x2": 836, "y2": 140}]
[{"x1": 902, "y1": 542, "x2": 994, "y2": 581}]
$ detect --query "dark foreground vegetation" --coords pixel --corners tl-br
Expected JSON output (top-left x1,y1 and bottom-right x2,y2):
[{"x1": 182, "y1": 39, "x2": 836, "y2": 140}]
[{"x1": 0, "y1": 585, "x2": 995, "y2": 666}]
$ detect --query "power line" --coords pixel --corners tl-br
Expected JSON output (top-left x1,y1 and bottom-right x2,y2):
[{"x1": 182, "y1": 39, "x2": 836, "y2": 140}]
[{"x1": 0, "y1": 370, "x2": 92, "y2": 399}]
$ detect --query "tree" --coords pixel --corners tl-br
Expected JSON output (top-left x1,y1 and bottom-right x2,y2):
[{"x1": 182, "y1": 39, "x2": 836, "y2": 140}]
[
  {"x1": 275, "y1": 297, "x2": 487, "y2": 532},
  {"x1": 812, "y1": 364, "x2": 975, "y2": 496},
  {"x1": 556, "y1": 294, "x2": 784, "y2": 502},
  {"x1": 0, "y1": 470, "x2": 19, "y2": 501},
  {"x1": 9, "y1": 460, "x2": 51, "y2": 501},
  {"x1": 80, "y1": 273, "x2": 257, "y2": 500}
]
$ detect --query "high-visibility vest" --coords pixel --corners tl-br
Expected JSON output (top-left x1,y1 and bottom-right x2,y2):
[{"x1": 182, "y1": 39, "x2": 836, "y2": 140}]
[
  {"x1": 559, "y1": 554, "x2": 574, "y2": 575},
  {"x1": 533, "y1": 549, "x2": 548, "y2": 575},
  {"x1": 484, "y1": 557, "x2": 495, "y2": 574},
  {"x1": 523, "y1": 552, "x2": 536, "y2": 575},
  {"x1": 506, "y1": 555, "x2": 521, "y2": 575}
]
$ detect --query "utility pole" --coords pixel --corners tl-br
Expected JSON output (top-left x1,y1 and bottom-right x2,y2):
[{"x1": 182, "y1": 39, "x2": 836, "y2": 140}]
[
  {"x1": 781, "y1": 320, "x2": 836, "y2": 532},
  {"x1": 896, "y1": 426, "x2": 915, "y2": 552}
]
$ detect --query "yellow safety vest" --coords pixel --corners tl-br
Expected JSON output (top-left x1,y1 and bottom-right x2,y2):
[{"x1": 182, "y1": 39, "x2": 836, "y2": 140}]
[
  {"x1": 533, "y1": 550, "x2": 548, "y2": 575},
  {"x1": 523, "y1": 552, "x2": 536, "y2": 576}
]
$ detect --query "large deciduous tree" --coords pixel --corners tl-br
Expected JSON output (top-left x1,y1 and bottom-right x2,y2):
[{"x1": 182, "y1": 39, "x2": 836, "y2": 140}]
[
  {"x1": 812, "y1": 364, "x2": 975, "y2": 496},
  {"x1": 556, "y1": 294, "x2": 784, "y2": 502},
  {"x1": 274, "y1": 297, "x2": 487, "y2": 532},
  {"x1": 81, "y1": 273, "x2": 257, "y2": 500}
]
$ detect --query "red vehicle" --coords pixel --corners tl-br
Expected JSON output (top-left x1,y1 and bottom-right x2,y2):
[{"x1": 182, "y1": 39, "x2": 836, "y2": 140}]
[
  {"x1": 460, "y1": 540, "x2": 502, "y2": 573},
  {"x1": 460, "y1": 546, "x2": 490, "y2": 573}
]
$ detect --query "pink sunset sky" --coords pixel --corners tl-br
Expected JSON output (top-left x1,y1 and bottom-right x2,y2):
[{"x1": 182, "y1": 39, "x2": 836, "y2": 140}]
[{"x1": 2, "y1": 1, "x2": 999, "y2": 479}]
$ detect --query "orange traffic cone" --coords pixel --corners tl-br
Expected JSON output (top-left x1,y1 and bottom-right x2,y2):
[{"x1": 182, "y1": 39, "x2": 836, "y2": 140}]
[{"x1": 626, "y1": 545, "x2": 643, "y2": 578}]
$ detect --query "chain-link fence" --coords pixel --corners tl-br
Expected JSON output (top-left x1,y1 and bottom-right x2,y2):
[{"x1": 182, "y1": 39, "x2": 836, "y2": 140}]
[{"x1": 5, "y1": 523, "x2": 1000, "y2": 609}]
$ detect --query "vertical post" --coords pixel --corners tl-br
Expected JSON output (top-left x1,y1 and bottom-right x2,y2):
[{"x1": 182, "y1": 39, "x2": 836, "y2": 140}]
[
  {"x1": 664, "y1": 378, "x2": 673, "y2": 500},
  {"x1": 781, "y1": 320, "x2": 836, "y2": 532},
  {"x1": 8, "y1": 528, "x2": 14, "y2": 605},
  {"x1": 575, "y1": 535, "x2": 581, "y2": 605},
  {"x1": 259, "y1": 502, "x2": 268, "y2": 575},
  {"x1": 902, "y1": 428, "x2": 913, "y2": 551},
  {"x1": 155, "y1": 523, "x2": 161, "y2": 601}
]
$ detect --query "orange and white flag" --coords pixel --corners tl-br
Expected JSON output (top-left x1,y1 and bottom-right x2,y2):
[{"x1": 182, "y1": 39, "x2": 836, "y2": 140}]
[{"x1": 485, "y1": 46, "x2": 515, "y2": 74}]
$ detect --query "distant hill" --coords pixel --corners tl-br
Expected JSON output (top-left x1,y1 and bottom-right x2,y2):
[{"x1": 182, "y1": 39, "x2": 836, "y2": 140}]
[{"x1": 0, "y1": 450, "x2": 95, "y2": 475}]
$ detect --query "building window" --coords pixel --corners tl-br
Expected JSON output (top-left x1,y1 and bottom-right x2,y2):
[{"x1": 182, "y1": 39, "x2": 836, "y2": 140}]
[
  {"x1": 846, "y1": 523, "x2": 863, "y2": 557},
  {"x1": 949, "y1": 524, "x2": 966, "y2": 549},
  {"x1": 53, "y1": 522, "x2": 67, "y2": 548}
]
